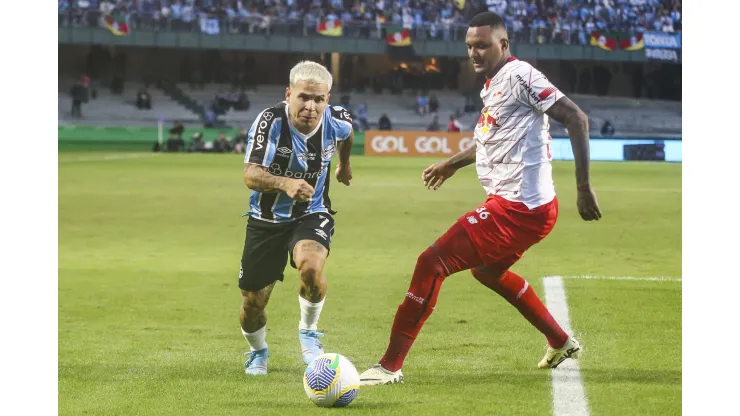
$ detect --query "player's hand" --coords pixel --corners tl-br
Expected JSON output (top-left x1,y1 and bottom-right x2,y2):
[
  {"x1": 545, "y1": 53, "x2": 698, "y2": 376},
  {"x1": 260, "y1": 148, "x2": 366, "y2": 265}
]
[
  {"x1": 284, "y1": 179, "x2": 315, "y2": 203},
  {"x1": 422, "y1": 161, "x2": 457, "y2": 190},
  {"x1": 577, "y1": 186, "x2": 602, "y2": 221},
  {"x1": 335, "y1": 163, "x2": 352, "y2": 186}
]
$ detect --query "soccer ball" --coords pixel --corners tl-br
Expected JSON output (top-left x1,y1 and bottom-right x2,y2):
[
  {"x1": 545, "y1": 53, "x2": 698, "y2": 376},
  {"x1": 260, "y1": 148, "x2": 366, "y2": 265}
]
[{"x1": 303, "y1": 353, "x2": 360, "y2": 407}]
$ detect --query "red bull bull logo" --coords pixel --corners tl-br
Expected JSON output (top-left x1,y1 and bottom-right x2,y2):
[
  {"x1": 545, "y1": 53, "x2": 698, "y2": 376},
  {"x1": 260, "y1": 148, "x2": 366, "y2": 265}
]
[{"x1": 476, "y1": 108, "x2": 500, "y2": 134}]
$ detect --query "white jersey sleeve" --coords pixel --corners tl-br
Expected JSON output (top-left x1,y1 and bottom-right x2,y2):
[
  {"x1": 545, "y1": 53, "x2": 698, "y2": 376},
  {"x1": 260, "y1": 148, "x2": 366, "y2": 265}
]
[{"x1": 511, "y1": 65, "x2": 563, "y2": 114}]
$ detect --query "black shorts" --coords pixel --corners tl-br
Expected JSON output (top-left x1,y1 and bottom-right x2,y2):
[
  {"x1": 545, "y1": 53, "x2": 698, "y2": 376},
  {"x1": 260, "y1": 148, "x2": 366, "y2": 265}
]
[{"x1": 238, "y1": 212, "x2": 335, "y2": 292}]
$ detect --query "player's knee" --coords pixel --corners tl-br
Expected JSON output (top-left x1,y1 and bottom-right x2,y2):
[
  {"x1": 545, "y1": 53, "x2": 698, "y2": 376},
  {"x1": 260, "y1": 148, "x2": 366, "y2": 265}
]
[
  {"x1": 416, "y1": 246, "x2": 448, "y2": 277},
  {"x1": 297, "y1": 259, "x2": 322, "y2": 286},
  {"x1": 241, "y1": 294, "x2": 267, "y2": 314},
  {"x1": 471, "y1": 266, "x2": 507, "y2": 287},
  {"x1": 416, "y1": 246, "x2": 436, "y2": 266}
]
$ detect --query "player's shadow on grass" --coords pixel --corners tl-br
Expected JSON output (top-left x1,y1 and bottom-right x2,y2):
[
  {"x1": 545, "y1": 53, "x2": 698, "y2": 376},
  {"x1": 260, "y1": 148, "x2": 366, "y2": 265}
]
[
  {"x1": 581, "y1": 368, "x2": 681, "y2": 386},
  {"x1": 239, "y1": 400, "x2": 401, "y2": 410},
  {"x1": 336, "y1": 401, "x2": 404, "y2": 410}
]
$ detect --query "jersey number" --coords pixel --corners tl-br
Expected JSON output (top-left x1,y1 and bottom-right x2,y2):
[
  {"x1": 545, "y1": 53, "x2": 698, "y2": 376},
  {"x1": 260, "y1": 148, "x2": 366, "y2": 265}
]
[
  {"x1": 319, "y1": 218, "x2": 330, "y2": 228},
  {"x1": 475, "y1": 207, "x2": 490, "y2": 220}
]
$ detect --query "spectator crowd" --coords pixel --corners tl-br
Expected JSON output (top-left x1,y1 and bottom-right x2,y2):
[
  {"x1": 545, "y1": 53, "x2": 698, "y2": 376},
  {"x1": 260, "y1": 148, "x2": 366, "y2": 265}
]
[
  {"x1": 158, "y1": 120, "x2": 247, "y2": 153},
  {"x1": 60, "y1": 0, "x2": 681, "y2": 45}
]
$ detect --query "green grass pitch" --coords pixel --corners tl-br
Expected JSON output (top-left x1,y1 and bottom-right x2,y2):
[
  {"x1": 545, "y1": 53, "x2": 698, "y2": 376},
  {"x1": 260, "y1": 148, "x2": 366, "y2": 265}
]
[{"x1": 59, "y1": 153, "x2": 681, "y2": 415}]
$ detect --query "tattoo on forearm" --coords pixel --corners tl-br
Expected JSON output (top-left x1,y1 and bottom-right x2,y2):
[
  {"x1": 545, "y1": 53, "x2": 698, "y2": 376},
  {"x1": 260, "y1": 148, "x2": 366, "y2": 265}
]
[{"x1": 244, "y1": 165, "x2": 286, "y2": 193}]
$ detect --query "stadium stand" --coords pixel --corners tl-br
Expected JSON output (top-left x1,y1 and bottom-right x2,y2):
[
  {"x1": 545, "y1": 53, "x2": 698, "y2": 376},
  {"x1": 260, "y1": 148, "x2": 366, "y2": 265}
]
[
  {"x1": 59, "y1": 0, "x2": 681, "y2": 44},
  {"x1": 59, "y1": 79, "x2": 680, "y2": 137},
  {"x1": 58, "y1": 78, "x2": 201, "y2": 126},
  {"x1": 58, "y1": 1, "x2": 682, "y2": 136}
]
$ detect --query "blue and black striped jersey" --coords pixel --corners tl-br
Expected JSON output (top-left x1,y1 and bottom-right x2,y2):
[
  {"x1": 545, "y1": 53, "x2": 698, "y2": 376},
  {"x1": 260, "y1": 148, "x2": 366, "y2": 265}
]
[{"x1": 243, "y1": 101, "x2": 353, "y2": 223}]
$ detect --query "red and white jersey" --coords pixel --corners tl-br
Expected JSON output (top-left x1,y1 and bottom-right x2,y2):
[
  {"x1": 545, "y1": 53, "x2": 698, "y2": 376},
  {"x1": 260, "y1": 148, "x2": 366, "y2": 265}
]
[{"x1": 474, "y1": 57, "x2": 562, "y2": 209}]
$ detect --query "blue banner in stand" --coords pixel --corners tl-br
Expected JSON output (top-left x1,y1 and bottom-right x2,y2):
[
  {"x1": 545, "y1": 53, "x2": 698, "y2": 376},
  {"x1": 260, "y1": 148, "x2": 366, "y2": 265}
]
[{"x1": 643, "y1": 32, "x2": 682, "y2": 62}]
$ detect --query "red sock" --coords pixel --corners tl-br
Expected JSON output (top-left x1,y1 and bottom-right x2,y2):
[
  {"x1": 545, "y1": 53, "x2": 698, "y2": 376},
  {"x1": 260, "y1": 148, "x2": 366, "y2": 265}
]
[
  {"x1": 379, "y1": 222, "x2": 482, "y2": 372},
  {"x1": 472, "y1": 269, "x2": 569, "y2": 348}
]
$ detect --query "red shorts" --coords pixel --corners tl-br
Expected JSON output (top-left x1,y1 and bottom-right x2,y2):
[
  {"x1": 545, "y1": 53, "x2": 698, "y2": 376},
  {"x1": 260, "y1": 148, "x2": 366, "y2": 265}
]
[{"x1": 458, "y1": 195, "x2": 558, "y2": 270}]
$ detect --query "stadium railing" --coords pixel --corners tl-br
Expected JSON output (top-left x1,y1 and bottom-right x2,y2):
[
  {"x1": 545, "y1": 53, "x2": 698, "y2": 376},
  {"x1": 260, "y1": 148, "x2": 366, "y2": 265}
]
[{"x1": 58, "y1": 10, "x2": 665, "y2": 46}]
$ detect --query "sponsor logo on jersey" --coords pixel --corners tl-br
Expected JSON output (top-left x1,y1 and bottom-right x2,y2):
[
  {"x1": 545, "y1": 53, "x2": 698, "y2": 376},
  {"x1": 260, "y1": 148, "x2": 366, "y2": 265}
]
[
  {"x1": 268, "y1": 163, "x2": 327, "y2": 179},
  {"x1": 254, "y1": 111, "x2": 274, "y2": 151},
  {"x1": 515, "y1": 74, "x2": 542, "y2": 104},
  {"x1": 297, "y1": 152, "x2": 317, "y2": 161},
  {"x1": 276, "y1": 146, "x2": 292, "y2": 157}
]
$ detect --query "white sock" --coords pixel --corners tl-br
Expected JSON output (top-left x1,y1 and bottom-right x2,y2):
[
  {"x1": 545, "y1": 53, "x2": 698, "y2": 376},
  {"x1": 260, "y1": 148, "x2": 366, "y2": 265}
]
[
  {"x1": 298, "y1": 296, "x2": 325, "y2": 331},
  {"x1": 242, "y1": 325, "x2": 268, "y2": 352}
]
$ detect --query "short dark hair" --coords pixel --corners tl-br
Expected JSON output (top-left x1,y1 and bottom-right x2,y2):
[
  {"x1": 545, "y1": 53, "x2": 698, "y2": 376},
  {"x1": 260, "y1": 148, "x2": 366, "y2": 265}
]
[{"x1": 468, "y1": 12, "x2": 507, "y2": 30}]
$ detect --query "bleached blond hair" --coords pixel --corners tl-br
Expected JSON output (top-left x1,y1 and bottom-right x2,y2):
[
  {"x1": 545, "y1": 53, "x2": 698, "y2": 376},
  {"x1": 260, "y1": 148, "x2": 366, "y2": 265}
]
[{"x1": 289, "y1": 61, "x2": 333, "y2": 91}]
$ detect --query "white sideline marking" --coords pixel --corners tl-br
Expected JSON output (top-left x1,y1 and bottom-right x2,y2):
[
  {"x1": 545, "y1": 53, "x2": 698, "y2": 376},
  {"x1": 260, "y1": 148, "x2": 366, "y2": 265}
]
[
  {"x1": 543, "y1": 276, "x2": 590, "y2": 416},
  {"x1": 563, "y1": 275, "x2": 681, "y2": 282},
  {"x1": 58, "y1": 153, "x2": 160, "y2": 164}
]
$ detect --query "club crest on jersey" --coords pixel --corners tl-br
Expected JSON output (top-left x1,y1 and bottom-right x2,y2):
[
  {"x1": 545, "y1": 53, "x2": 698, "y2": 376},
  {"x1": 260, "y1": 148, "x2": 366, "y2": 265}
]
[
  {"x1": 477, "y1": 108, "x2": 500, "y2": 134},
  {"x1": 322, "y1": 144, "x2": 335, "y2": 160}
]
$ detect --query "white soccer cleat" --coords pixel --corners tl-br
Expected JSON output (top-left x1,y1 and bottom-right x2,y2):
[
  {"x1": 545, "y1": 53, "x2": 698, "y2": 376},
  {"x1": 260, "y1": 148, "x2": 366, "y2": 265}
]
[
  {"x1": 244, "y1": 348, "x2": 269, "y2": 375},
  {"x1": 359, "y1": 364, "x2": 404, "y2": 386},
  {"x1": 538, "y1": 337, "x2": 581, "y2": 369}
]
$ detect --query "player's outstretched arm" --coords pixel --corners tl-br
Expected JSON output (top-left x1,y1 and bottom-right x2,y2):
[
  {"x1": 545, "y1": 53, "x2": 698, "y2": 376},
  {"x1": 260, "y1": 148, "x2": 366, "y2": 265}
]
[
  {"x1": 545, "y1": 97, "x2": 602, "y2": 221},
  {"x1": 335, "y1": 129, "x2": 353, "y2": 186},
  {"x1": 422, "y1": 144, "x2": 476, "y2": 190},
  {"x1": 244, "y1": 164, "x2": 314, "y2": 202}
]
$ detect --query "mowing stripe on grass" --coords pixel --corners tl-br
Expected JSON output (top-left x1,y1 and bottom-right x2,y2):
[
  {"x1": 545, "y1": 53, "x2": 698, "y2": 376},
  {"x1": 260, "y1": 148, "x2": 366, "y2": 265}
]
[
  {"x1": 562, "y1": 275, "x2": 681, "y2": 282},
  {"x1": 375, "y1": 182, "x2": 681, "y2": 193},
  {"x1": 543, "y1": 276, "x2": 590, "y2": 416},
  {"x1": 59, "y1": 153, "x2": 160, "y2": 164}
]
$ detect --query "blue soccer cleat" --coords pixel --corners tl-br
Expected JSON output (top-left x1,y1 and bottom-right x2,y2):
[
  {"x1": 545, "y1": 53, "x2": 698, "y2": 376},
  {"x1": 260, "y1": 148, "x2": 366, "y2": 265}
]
[
  {"x1": 299, "y1": 329, "x2": 325, "y2": 365},
  {"x1": 244, "y1": 348, "x2": 269, "y2": 375}
]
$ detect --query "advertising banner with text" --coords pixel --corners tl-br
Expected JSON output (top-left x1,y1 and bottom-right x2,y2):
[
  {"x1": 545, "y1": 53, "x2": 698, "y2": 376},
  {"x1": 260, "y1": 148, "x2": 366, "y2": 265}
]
[
  {"x1": 364, "y1": 131, "x2": 475, "y2": 157},
  {"x1": 363, "y1": 131, "x2": 682, "y2": 162},
  {"x1": 643, "y1": 32, "x2": 682, "y2": 62}
]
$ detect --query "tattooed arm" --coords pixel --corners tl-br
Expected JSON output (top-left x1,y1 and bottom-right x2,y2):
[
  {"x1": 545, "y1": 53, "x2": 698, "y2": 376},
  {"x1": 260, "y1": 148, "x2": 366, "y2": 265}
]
[
  {"x1": 244, "y1": 164, "x2": 314, "y2": 202},
  {"x1": 545, "y1": 97, "x2": 602, "y2": 221}
]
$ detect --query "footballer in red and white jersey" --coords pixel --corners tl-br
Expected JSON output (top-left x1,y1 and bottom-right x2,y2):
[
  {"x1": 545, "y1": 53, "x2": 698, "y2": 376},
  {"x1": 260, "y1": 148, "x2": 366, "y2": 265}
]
[
  {"x1": 474, "y1": 56, "x2": 563, "y2": 209},
  {"x1": 359, "y1": 12, "x2": 602, "y2": 387}
]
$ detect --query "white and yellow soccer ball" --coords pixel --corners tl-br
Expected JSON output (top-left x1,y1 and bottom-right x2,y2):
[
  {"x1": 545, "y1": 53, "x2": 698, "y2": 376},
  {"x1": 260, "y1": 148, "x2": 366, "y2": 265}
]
[{"x1": 303, "y1": 353, "x2": 360, "y2": 407}]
